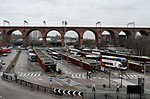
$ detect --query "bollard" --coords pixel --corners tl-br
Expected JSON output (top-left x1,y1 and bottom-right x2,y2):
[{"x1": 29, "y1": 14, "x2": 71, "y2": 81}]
[
  {"x1": 44, "y1": 87, "x2": 46, "y2": 92},
  {"x1": 37, "y1": 85, "x2": 39, "y2": 90},
  {"x1": 10, "y1": 76, "x2": 12, "y2": 81},
  {"x1": 20, "y1": 80, "x2": 22, "y2": 85},
  {"x1": 31, "y1": 83, "x2": 33, "y2": 91},
  {"x1": 25, "y1": 82, "x2": 27, "y2": 86},
  {"x1": 105, "y1": 93, "x2": 107, "y2": 99}
]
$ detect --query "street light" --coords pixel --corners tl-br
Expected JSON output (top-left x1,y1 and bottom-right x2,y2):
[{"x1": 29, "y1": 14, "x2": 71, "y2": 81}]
[
  {"x1": 127, "y1": 22, "x2": 135, "y2": 27},
  {"x1": 24, "y1": 20, "x2": 28, "y2": 26},
  {"x1": 62, "y1": 21, "x2": 67, "y2": 47},
  {"x1": 96, "y1": 21, "x2": 101, "y2": 28},
  {"x1": 62, "y1": 21, "x2": 67, "y2": 27},
  {"x1": 140, "y1": 62, "x2": 150, "y2": 94},
  {"x1": 3, "y1": 20, "x2": 10, "y2": 26},
  {"x1": 119, "y1": 70, "x2": 123, "y2": 88},
  {"x1": 43, "y1": 21, "x2": 46, "y2": 25},
  {"x1": 108, "y1": 68, "x2": 111, "y2": 88}
]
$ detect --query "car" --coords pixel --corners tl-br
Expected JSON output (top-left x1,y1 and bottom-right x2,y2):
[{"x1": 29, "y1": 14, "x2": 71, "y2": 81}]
[{"x1": 2, "y1": 53, "x2": 8, "y2": 56}]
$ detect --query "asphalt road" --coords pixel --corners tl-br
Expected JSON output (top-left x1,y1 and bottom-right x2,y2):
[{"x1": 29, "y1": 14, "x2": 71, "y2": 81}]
[
  {"x1": 0, "y1": 77, "x2": 77, "y2": 99},
  {"x1": 1, "y1": 48, "x2": 150, "y2": 99}
]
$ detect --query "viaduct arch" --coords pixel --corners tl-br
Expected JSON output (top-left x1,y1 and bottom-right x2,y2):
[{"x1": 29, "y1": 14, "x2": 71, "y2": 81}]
[{"x1": 0, "y1": 26, "x2": 150, "y2": 48}]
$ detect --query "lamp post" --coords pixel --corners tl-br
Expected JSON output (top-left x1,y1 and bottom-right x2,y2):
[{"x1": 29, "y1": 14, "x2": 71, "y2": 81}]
[
  {"x1": 108, "y1": 68, "x2": 111, "y2": 88},
  {"x1": 43, "y1": 21, "x2": 46, "y2": 25},
  {"x1": 118, "y1": 64, "x2": 123, "y2": 88},
  {"x1": 3, "y1": 20, "x2": 10, "y2": 26},
  {"x1": 24, "y1": 20, "x2": 28, "y2": 26},
  {"x1": 96, "y1": 21, "x2": 101, "y2": 28},
  {"x1": 127, "y1": 22, "x2": 135, "y2": 27},
  {"x1": 140, "y1": 62, "x2": 150, "y2": 94},
  {"x1": 120, "y1": 70, "x2": 123, "y2": 88},
  {"x1": 62, "y1": 21, "x2": 67, "y2": 47}
]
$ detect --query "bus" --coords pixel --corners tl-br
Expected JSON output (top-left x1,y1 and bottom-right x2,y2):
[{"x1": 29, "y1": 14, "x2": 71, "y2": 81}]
[
  {"x1": 28, "y1": 53, "x2": 37, "y2": 62},
  {"x1": 86, "y1": 54, "x2": 101, "y2": 60},
  {"x1": 69, "y1": 48, "x2": 81, "y2": 56},
  {"x1": 85, "y1": 54, "x2": 102, "y2": 65},
  {"x1": 51, "y1": 52, "x2": 61, "y2": 60},
  {"x1": 102, "y1": 55, "x2": 128, "y2": 70},
  {"x1": 28, "y1": 49, "x2": 34, "y2": 53},
  {"x1": 91, "y1": 49, "x2": 101, "y2": 55}
]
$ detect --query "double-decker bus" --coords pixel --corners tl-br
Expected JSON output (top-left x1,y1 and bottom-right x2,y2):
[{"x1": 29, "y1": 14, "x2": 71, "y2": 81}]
[
  {"x1": 69, "y1": 48, "x2": 81, "y2": 56},
  {"x1": 28, "y1": 53, "x2": 37, "y2": 62},
  {"x1": 102, "y1": 55, "x2": 128, "y2": 70},
  {"x1": 91, "y1": 49, "x2": 101, "y2": 55},
  {"x1": 28, "y1": 49, "x2": 34, "y2": 53},
  {"x1": 51, "y1": 52, "x2": 61, "y2": 60}
]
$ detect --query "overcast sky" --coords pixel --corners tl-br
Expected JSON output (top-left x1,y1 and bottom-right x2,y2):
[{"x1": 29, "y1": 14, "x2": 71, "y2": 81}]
[{"x1": 1, "y1": 0, "x2": 150, "y2": 27}]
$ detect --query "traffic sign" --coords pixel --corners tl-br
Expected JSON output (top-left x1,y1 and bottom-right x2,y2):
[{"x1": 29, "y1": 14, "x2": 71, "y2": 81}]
[
  {"x1": 49, "y1": 77, "x2": 53, "y2": 84},
  {"x1": 67, "y1": 78, "x2": 71, "y2": 83}
]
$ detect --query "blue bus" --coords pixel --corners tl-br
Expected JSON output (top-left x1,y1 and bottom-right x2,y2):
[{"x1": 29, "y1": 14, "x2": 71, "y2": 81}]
[{"x1": 51, "y1": 52, "x2": 61, "y2": 60}]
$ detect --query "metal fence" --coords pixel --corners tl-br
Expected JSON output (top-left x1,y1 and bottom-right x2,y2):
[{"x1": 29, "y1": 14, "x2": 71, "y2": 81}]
[
  {"x1": 83, "y1": 92, "x2": 150, "y2": 99},
  {"x1": 2, "y1": 73, "x2": 150, "y2": 99}
]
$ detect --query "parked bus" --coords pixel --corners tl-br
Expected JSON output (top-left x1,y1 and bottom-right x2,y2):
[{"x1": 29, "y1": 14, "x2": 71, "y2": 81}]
[
  {"x1": 28, "y1": 49, "x2": 34, "y2": 53},
  {"x1": 102, "y1": 55, "x2": 128, "y2": 70},
  {"x1": 91, "y1": 49, "x2": 101, "y2": 55},
  {"x1": 69, "y1": 48, "x2": 81, "y2": 56},
  {"x1": 85, "y1": 54, "x2": 102, "y2": 66},
  {"x1": 51, "y1": 52, "x2": 61, "y2": 60},
  {"x1": 28, "y1": 53, "x2": 37, "y2": 62}
]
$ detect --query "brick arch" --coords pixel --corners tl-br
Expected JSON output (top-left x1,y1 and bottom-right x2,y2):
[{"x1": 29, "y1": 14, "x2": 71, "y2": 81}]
[
  {"x1": 64, "y1": 30, "x2": 80, "y2": 47},
  {"x1": 103, "y1": 30, "x2": 117, "y2": 46},
  {"x1": 65, "y1": 29, "x2": 80, "y2": 37},
  {"x1": 65, "y1": 29, "x2": 82, "y2": 47},
  {"x1": 83, "y1": 30, "x2": 97, "y2": 48},
  {"x1": 138, "y1": 30, "x2": 148, "y2": 37},
  {"x1": 45, "y1": 29, "x2": 61, "y2": 37},
  {"x1": 45, "y1": 29, "x2": 61, "y2": 47},
  {"x1": 26, "y1": 29, "x2": 43, "y2": 37},
  {"x1": 3, "y1": 29, "x2": 23, "y2": 45},
  {"x1": 24, "y1": 29, "x2": 43, "y2": 47}
]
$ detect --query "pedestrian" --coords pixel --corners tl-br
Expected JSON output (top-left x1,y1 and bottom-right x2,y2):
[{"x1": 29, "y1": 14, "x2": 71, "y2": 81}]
[
  {"x1": 92, "y1": 83, "x2": 96, "y2": 92},
  {"x1": 116, "y1": 84, "x2": 119, "y2": 93},
  {"x1": 14, "y1": 73, "x2": 18, "y2": 83},
  {"x1": 86, "y1": 71, "x2": 89, "y2": 79},
  {"x1": 88, "y1": 71, "x2": 91, "y2": 78}
]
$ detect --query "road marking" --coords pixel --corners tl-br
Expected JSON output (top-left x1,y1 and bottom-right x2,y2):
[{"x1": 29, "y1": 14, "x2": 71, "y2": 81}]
[
  {"x1": 54, "y1": 78, "x2": 63, "y2": 86},
  {"x1": 112, "y1": 79, "x2": 136, "y2": 86}
]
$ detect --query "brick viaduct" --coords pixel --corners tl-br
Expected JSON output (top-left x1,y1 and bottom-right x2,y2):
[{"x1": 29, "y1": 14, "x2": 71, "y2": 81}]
[{"x1": 0, "y1": 26, "x2": 150, "y2": 47}]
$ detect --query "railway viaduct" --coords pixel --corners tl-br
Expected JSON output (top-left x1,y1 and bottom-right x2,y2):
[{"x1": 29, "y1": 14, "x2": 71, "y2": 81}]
[{"x1": 0, "y1": 26, "x2": 150, "y2": 47}]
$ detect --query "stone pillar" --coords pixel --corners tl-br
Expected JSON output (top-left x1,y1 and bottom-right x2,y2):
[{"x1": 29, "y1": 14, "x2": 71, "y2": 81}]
[
  {"x1": 22, "y1": 36, "x2": 27, "y2": 47},
  {"x1": 79, "y1": 36, "x2": 83, "y2": 47},
  {"x1": 61, "y1": 33, "x2": 65, "y2": 47},
  {"x1": 127, "y1": 32, "x2": 136, "y2": 49},
  {"x1": 96, "y1": 31, "x2": 102, "y2": 48},
  {"x1": 2, "y1": 30, "x2": 9, "y2": 46},
  {"x1": 42, "y1": 36, "x2": 46, "y2": 47}
]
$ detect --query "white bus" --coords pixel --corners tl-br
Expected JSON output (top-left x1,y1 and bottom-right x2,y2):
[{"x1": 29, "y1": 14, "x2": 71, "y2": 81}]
[
  {"x1": 91, "y1": 49, "x2": 101, "y2": 55},
  {"x1": 51, "y1": 52, "x2": 61, "y2": 60},
  {"x1": 102, "y1": 55, "x2": 128, "y2": 70},
  {"x1": 28, "y1": 53, "x2": 37, "y2": 62},
  {"x1": 69, "y1": 48, "x2": 81, "y2": 56}
]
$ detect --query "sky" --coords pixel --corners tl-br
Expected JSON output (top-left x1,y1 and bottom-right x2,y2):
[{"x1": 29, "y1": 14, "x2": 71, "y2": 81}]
[{"x1": 0, "y1": 0, "x2": 149, "y2": 38}]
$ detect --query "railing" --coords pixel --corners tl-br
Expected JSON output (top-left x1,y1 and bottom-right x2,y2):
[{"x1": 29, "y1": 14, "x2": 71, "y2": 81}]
[
  {"x1": 5, "y1": 49, "x2": 21, "y2": 73},
  {"x1": 2, "y1": 73, "x2": 150, "y2": 99},
  {"x1": 1, "y1": 73, "x2": 83, "y2": 98}
]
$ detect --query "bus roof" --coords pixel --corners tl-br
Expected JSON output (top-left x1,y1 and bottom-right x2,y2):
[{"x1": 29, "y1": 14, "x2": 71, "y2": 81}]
[
  {"x1": 52, "y1": 52, "x2": 60, "y2": 55},
  {"x1": 29, "y1": 53, "x2": 36, "y2": 56},
  {"x1": 86, "y1": 54, "x2": 100, "y2": 58}
]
